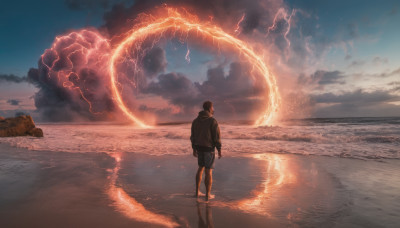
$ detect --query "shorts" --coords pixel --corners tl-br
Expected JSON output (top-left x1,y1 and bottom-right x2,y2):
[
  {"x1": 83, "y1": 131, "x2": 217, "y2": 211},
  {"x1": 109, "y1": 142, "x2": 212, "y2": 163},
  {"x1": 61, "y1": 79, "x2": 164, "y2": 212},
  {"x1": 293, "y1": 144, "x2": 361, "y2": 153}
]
[{"x1": 197, "y1": 151, "x2": 215, "y2": 169}]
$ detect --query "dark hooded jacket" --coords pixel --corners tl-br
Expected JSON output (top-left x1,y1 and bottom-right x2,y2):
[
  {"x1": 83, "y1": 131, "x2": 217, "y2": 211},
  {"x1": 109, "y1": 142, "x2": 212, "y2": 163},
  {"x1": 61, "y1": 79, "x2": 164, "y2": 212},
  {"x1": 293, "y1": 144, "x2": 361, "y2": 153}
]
[{"x1": 190, "y1": 110, "x2": 221, "y2": 152}]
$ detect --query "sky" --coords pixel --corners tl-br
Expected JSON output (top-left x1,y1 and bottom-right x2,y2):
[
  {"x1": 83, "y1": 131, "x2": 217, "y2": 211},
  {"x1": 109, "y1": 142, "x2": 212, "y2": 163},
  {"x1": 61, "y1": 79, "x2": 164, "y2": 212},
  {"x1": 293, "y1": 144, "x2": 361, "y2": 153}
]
[{"x1": 0, "y1": 0, "x2": 399, "y2": 121}]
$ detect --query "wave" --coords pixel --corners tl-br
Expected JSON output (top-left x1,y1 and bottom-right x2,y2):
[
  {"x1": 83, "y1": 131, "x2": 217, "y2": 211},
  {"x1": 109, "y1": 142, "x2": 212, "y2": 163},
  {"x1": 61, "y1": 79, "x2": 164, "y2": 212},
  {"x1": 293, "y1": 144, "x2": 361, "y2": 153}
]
[
  {"x1": 296, "y1": 117, "x2": 400, "y2": 125},
  {"x1": 162, "y1": 131, "x2": 400, "y2": 144},
  {"x1": 0, "y1": 123, "x2": 399, "y2": 160}
]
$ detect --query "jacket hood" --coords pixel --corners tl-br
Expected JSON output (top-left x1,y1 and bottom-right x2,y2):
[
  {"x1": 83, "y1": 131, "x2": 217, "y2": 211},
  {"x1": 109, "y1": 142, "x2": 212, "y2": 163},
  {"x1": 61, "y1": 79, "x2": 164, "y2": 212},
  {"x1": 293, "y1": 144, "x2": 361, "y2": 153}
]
[{"x1": 198, "y1": 110, "x2": 212, "y2": 119}]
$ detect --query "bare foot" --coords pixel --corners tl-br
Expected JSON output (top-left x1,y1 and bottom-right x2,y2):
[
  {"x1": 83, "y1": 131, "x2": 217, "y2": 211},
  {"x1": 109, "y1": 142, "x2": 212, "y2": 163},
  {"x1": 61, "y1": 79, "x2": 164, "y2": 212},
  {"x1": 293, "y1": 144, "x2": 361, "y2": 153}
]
[
  {"x1": 195, "y1": 192, "x2": 205, "y2": 198},
  {"x1": 205, "y1": 194, "x2": 215, "y2": 201}
]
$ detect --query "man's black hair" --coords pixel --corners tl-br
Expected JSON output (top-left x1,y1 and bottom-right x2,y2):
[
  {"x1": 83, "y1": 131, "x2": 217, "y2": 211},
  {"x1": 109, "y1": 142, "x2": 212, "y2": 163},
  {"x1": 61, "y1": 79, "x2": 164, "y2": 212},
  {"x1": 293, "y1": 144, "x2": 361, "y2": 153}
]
[{"x1": 203, "y1": 101, "x2": 213, "y2": 111}]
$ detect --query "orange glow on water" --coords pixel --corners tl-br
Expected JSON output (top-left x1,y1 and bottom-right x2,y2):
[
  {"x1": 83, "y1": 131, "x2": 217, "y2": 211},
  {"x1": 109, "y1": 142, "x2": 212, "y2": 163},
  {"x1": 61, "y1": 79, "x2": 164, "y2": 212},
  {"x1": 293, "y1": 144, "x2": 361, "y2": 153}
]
[
  {"x1": 107, "y1": 152, "x2": 296, "y2": 223},
  {"x1": 220, "y1": 154, "x2": 296, "y2": 216},
  {"x1": 107, "y1": 153, "x2": 178, "y2": 227},
  {"x1": 109, "y1": 8, "x2": 281, "y2": 127},
  {"x1": 238, "y1": 154, "x2": 293, "y2": 215}
]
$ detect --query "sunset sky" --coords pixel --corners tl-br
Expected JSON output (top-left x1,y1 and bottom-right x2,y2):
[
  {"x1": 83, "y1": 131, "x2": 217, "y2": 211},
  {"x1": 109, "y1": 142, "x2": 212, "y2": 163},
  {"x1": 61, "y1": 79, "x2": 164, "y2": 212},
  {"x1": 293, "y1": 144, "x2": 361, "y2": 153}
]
[{"x1": 0, "y1": 0, "x2": 399, "y2": 120}]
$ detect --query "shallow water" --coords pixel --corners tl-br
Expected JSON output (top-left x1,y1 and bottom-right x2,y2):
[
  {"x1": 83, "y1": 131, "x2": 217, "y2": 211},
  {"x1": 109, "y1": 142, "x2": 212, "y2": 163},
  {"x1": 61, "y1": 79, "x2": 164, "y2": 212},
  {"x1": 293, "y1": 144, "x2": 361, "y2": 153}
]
[{"x1": 0, "y1": 117, "x2": 399, "y2": 159}]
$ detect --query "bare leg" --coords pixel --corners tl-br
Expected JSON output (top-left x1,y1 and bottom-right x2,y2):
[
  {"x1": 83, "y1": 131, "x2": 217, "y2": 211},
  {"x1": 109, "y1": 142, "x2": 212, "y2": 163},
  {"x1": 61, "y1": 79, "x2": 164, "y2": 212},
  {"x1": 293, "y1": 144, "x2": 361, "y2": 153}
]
[
  {"x1": 205, "y1": 168, "x2": 213, "y2": 201},
  {"x1": 196, "y1": 166, "x2": 204, "y2": 197}
]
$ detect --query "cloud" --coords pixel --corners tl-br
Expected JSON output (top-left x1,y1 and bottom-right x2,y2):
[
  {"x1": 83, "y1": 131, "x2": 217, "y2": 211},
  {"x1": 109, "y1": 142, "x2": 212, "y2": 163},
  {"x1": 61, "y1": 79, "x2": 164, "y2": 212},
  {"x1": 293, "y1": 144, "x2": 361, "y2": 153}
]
[
  {"x1": 28, "y1": 67, "x2": 115, "y2": 122},
  {"x1": 348, "y1": 57, "x2": 388, "y2": 68},
  {"x1": 195, "y1": 62, "x2": 266, "y2": 118},
  {"x1": 343, "y1": 67, "x2": 400, "y2": 80},
  {"x1": 348, "y1": 60, "x2": 365, "y2": 68},
  {"x1": 142, "y1": 62, "x2": 266, "y2": 119},
  {"x1": 291, "y1": 20, "x2": 360, "y2": 65},
  {"x1": 25, "y1": 1, "x2": 290, "y2": 122},
  {"x1": 311, "y1": 89, "x2": 400, "y2": 117},
  {"x1": 144, "y1": 72, "x2": 200, "y2": 109},
  {"x1": 142, "y1": 47, "x2": 167, "y2": 77},
  {"x1": 388, "y1": 81, "x2": 400, "y2": 86},
  {"x1": 241, "y1": 10, "x2": 262, "y2": 34},
  {"x1": 60, "y1": 0, "x2": 341, "y2": 121},
  {"x1": 344, "y1": 54, "x2": 352, "y2": 60},
  {"x1": 372, "y1": 56, "x2": 388, "y2": 65},
  {"x1": 312, "y1": 89, "x2": 400, "y2": 104},
  {"x1": 375, "y1": 67, "x2": 400, "y2": 78},
  {"x1": 101, "y1": 0, "x2": 284, "y2": 37},
  {"x1": 313, "y1": 102, "x2": 400, "y2": 118},
  {"x1": 6, "y1": 99, "x2": 20, "y2": 106},
  {"x1": 313, "y1": 71, "x2": 346, "y2": 85},
  {"x1": 0, "y1": 74, "x2": 28, "y2": 84},
  {"x1": 27, "y1": 29, "x2": 116, "y2": 122},
  {"x1": 28, "y1": 0, "x2": 391, "y2": 122},
  {"x1": 0, "y1": 110, "x2": 35, "y2": 119},
  {"x1": 388, "y1": 81, "x2": 400, "y2": 92},
  {"x1": 196, "y1": 62, "x2": 263, "y2": 98},
  {"x1": 298, "y1": 70, "x2": 346, "y2": 89}
]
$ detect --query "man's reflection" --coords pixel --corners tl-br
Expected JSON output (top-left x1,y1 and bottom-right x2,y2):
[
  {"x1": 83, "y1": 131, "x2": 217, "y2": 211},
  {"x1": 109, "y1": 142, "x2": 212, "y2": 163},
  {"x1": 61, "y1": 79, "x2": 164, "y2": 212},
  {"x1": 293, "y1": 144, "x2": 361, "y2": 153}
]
[{"x1": 197, "y1": 202, "x2": 214, "y2": 228}]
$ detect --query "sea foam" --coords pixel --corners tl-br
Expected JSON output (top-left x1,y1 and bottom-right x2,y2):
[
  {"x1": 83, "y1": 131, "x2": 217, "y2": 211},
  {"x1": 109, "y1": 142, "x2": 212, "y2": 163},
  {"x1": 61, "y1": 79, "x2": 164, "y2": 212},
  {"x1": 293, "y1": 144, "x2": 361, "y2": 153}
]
[{"x1": 0, "y1": 118, "x2": 399, "y2": 160}]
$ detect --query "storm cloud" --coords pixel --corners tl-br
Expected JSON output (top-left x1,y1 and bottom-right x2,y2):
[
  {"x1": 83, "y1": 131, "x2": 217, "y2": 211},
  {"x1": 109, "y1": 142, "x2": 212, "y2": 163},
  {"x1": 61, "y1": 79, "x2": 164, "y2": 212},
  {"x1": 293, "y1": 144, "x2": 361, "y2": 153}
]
[
  {"x1": 101, "y1": 0, "x2": 284, "y2": 37},
  {"x1": 6, "y1": 99, "x2": 20, "y2": 106},
  {"x1": 0, "y1": 74, "x2": 28, "y2": 84},
  {"x1": 298, "y1": 70, "x2": 346, "y2": 90},
  {"x1": 142, "y1": 47, "x2": 167, "y2": 77},
  {"x1": 20, "y1": 0, "x2": 398, "y2": 122},
  {"x1": 145, "y1": 72, "x2": 200, "y2": 108},
  {"x1": 312, "y1": 89, "x2": 400, "y2": 104},
  {"x1": 27, "y1": 30, "x2": 116, "y2": 122},
  {"x1": 142, "y1": 62, "x2": 266, "y2": 119},
  {"x1": 311, "y1": 89, "x2": 400, "y2": 117}
]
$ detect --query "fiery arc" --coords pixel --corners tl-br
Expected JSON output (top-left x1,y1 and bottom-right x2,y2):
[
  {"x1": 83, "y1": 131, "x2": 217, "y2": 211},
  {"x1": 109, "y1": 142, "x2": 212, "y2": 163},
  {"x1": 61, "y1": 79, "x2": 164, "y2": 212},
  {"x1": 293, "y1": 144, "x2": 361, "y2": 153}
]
[{"x1": 109, "y1": 8, "x2": 281, "y2": 127}]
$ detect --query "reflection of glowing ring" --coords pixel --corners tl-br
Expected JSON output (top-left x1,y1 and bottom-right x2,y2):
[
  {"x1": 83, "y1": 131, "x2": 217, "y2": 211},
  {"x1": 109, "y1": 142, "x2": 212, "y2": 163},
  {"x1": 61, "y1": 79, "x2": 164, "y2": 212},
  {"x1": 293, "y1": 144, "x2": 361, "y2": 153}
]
[{"x1": 109, "y1": 9, "x2": 281, "y2": 128}]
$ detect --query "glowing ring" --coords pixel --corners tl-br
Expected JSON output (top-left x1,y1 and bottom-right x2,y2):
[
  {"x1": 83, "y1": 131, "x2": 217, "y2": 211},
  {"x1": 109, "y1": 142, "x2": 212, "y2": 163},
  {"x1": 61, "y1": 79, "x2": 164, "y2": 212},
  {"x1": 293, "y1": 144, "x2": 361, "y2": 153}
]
[{"x1": 109, "y1": 12, "x2": 281, "y2": 128}]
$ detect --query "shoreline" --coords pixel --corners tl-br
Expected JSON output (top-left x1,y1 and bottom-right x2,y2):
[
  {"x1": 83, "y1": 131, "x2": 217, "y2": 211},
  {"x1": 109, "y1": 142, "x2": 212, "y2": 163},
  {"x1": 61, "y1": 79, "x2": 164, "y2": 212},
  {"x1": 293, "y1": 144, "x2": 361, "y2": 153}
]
[{"x1": 1, "y1": 143, "x2": 399, "y2": 227}]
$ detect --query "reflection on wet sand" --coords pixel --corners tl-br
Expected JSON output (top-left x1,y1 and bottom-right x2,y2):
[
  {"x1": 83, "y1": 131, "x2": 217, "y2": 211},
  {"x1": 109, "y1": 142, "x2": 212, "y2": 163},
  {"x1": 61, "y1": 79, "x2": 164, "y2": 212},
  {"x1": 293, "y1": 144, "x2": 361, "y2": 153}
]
[
  {"x1": 107, "y1": 152, "x2": 296, "y2": 226},
  {"x1": 107, "y1": 153, "x2": 179, "y2": 228},
  {"x1": 197, "y1": 202, "x2": 214, "y2": 228},
  {"x1": 237, "y1": 154, "x2": 296, "y2": 215},
  {"x1": 213, "y1": 154, "x2": 296, "y2": 216}
]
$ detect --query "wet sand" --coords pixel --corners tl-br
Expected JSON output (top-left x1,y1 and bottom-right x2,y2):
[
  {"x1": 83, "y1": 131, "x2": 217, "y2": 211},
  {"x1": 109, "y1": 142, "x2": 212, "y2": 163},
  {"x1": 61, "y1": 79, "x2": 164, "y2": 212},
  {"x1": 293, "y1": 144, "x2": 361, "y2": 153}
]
[{"x1": 0, "y1": 143, "x2": 399, "y2": 228}]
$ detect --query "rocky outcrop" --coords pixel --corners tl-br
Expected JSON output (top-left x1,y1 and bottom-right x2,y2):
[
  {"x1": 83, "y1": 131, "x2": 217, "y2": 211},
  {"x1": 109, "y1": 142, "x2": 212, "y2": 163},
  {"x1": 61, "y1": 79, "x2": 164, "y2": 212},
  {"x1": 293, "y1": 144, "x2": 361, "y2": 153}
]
[{"x1": 0, "y1": 115, "x2": 43, "y2": 137}]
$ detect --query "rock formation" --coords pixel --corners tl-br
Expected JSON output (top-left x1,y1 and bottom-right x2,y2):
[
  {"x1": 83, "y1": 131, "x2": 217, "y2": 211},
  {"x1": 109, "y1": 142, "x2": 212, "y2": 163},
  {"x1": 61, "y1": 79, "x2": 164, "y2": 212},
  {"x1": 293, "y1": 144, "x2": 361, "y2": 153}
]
[{"x1": 0, "y1": 115, "x2": 43, "y2": 137}]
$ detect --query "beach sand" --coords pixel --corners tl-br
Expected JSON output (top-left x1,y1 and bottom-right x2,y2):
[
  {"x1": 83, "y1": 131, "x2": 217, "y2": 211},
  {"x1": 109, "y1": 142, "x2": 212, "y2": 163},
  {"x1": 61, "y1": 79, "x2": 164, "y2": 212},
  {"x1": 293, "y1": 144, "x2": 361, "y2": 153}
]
[{"x1": 0, "y1": 143, "x2": 399, "y2": 228}]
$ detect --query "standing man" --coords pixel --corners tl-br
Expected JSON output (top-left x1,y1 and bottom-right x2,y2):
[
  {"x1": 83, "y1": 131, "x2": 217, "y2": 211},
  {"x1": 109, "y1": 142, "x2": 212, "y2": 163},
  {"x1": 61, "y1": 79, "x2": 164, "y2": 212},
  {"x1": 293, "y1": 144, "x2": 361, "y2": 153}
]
[{"x1": 191, "y1": 101, "x2": 222, "y2": 201}]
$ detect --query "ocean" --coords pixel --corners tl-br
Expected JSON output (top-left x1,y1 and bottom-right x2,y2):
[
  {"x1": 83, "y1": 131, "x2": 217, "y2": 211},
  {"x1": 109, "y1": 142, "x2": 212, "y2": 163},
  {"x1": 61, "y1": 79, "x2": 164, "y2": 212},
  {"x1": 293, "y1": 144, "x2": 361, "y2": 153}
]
[{"x1": 1, "y1": 117, "x2": 399, "y2": 160}]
